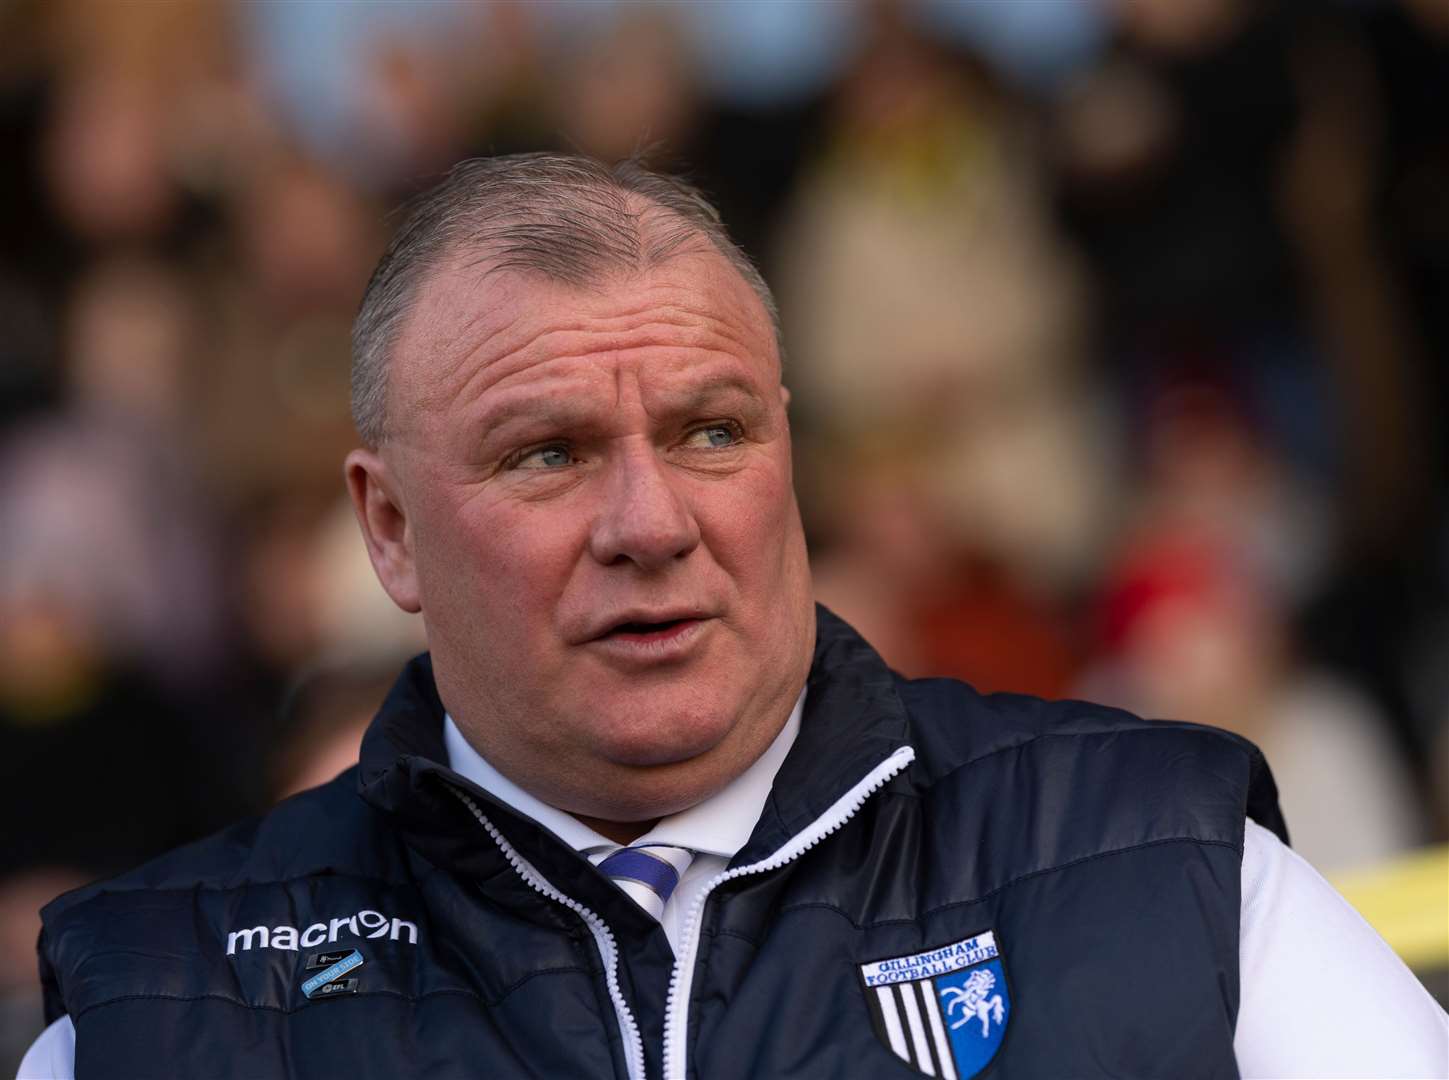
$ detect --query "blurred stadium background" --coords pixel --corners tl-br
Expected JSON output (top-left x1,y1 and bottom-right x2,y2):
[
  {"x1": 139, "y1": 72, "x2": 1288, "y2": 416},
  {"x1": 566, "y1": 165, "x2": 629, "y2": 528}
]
[{"x1": 1, "y1": 0, "x2": 1446, "y2": 1068}]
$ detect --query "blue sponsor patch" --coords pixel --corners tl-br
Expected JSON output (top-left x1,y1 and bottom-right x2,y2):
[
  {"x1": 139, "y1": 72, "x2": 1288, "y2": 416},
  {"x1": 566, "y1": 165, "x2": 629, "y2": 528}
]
[
  {"x1": 860, "y1": 930, "x2": 1011, "y2": 1078},
  {"x1": 301, "y1": 949, "x2": 364, "y2": 998}
]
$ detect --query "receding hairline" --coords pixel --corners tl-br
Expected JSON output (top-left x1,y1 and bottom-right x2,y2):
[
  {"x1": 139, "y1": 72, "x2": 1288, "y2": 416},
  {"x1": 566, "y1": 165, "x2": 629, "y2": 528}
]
[
  {"x1": 385, "y1": 227, "x2": 782, "y2": 439},
  {"x1": 445, "y1": 195, "x2": 735, "y2": 293},
  {"x1": 350, "y1": 155, "x2": 782, "y2": 449}
]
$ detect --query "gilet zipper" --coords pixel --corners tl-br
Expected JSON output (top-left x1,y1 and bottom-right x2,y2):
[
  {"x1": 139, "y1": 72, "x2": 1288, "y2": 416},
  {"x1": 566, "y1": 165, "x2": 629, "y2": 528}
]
[
  {"x1": 450, "y1": 787, "x2": 648, "y2": 1080},
  {"x1": 660, "y1": 745, "x2": 916, "y2": 1079}
]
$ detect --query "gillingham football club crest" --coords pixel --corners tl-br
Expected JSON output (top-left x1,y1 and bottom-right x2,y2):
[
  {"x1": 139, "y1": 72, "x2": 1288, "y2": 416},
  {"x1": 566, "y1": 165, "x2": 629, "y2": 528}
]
[{"x1": 859, "y1": 930, "x2": 1010, "y2": 1078}]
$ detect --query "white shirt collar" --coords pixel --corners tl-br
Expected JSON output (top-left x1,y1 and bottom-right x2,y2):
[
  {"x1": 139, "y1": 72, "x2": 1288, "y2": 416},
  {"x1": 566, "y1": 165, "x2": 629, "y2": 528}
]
[{"x1": 443, "y1": 689, "x2": 805, "y2": 859}]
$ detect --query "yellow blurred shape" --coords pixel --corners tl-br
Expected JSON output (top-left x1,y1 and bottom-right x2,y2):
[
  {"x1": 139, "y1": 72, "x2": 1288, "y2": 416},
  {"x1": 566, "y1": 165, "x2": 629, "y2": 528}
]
[{"x1": 1330, "y1": 845, "x2": 1449, "y2": 972}]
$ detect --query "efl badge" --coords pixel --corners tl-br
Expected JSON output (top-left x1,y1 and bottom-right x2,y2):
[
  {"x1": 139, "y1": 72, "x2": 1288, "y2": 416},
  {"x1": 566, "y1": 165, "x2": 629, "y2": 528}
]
[
  {"x1": 301, "y1": 949, "x2": 364, "y2": 999},
  {"x1": 859, "y1": 931, "x2": 1010, "y2": 1079}
]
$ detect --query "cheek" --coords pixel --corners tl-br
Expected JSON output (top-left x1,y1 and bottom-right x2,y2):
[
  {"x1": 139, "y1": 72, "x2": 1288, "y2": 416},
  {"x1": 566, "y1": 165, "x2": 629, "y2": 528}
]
[
  {"x1": 415, "y1": 496, "x2": 580, "y2": 636},
  {"x1": 698, "y1": 463, "x2": 805, "y2": 584}
]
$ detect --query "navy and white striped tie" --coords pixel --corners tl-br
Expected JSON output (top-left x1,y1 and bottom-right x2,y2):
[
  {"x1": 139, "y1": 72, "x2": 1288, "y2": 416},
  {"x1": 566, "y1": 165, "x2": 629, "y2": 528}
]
[{"x1": 596, "y1": 844, "x2": 693, "y2": 921}]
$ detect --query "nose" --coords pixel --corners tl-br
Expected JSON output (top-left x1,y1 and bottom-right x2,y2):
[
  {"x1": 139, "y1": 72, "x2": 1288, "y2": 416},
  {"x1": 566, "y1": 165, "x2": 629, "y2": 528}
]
[{"x1": 588, "y1": 445, "x2": 701, "y2": 570}]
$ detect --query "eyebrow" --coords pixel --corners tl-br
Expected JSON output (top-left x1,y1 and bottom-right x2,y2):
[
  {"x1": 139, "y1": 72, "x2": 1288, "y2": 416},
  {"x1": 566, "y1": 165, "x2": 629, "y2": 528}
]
[{"x1": 660, "y1": 375, "x2": 766, "y2": 415}]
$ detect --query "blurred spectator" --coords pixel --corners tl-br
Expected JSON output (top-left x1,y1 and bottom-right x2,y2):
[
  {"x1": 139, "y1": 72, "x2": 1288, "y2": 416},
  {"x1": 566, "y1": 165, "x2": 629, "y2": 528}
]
[
  {"x1": 777, "y1": 2, "x2": 1112, "y2": 596},
  {"x1": 1078, "y1": 366, "x2": 1425, "y2": 872},
  {"x1": 1360, "y1": 0, "x2": 1449, "y2": 490},
  {"x1": 0, "y1": 417, "x2": 224, "y2": 690},
  {"x1": 809, "y1": 436, "x2": 1080, "y2": 700},
  {"x1": 42, "y1": 67, "x2": 179, "y2": 244},
  {"x1": 1082, "y1": 528, "x2": 1426, "y2": 873},
  {"x1": 177, "y1": 151, "x2": 380, "y2": 514},
  {"x1": 1078, "y1": 369, "x2": 1425, "y2": 873},
  {"x1": 1054, "y1": 0, "x2": 1298, "y2": 333},
  {"x1": 65, "y1": 256, "x2": 196, "y2": 433},
  {"x1": 1052, "y1": 0, "x2": 1445, "y2": 804},
  {"x1": 1132, "y1": 368, "x2": 1333, "y2": 605}
]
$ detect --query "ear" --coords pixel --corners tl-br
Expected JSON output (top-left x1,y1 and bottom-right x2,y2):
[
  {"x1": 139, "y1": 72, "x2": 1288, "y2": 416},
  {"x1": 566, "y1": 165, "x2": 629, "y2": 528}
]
[{"x1": 345, "y1": 448, "x2": 422, "y2": 614}]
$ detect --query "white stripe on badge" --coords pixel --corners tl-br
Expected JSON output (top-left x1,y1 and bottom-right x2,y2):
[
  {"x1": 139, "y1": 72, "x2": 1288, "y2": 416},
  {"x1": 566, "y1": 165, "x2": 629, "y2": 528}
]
[
  {"x1": 898, "y1": 982, "x2": 936, "y2": 1076},
  {"x1": 876, "y1": 986, "x2": 910, "y2": 1060},
  {"x1": 921, "y1": 979, "x2": 958, "y2": 1080}
]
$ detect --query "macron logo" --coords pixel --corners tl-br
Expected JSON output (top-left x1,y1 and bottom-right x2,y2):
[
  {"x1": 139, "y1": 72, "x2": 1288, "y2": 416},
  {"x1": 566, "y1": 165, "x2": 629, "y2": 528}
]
[{"x1": 226, "y1": 909, "x2": 418, "y2": 955}]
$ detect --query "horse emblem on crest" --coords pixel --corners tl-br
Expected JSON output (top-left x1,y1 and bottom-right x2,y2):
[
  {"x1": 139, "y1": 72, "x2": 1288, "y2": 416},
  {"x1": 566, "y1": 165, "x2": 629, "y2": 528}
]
[
  {"x1": 941, "y1": 967, "x2": 1005, "y2": 1037},
  {"x1": 859, "y1": 929, "x2": 1012, "y2": 1078}
]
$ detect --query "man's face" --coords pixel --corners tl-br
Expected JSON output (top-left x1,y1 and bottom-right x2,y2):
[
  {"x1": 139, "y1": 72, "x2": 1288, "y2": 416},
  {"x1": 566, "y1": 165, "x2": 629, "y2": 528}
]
[{"x1": 348, "y1": 245, "x2": 814, "y2": 828}]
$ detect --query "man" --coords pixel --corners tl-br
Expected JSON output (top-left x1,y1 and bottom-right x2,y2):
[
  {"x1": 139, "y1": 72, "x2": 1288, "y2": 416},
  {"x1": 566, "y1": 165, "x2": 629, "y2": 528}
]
[{"x1": 21, "y1": 154, "x2": 1448, "y2": 1079}]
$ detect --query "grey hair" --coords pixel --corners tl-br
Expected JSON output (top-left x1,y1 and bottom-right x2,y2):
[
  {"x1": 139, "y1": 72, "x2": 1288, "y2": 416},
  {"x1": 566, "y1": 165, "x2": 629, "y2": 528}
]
[{"x1": 350, "y1": 152, "x2": 780, "y2": 447}]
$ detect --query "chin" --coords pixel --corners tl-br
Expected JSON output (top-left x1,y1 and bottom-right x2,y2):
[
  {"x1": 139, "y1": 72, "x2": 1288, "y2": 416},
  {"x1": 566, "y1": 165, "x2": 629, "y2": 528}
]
[
  {"x1": 593, "y1": 709, "x2": 734, "y2": 768},
  {"x1": 566, "y1": 678, "x2": 732, "y2": 762}
]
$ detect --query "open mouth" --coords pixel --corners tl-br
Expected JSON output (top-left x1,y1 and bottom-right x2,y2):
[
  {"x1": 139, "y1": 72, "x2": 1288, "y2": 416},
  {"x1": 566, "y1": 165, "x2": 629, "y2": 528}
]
[{"x1": 605, "y1": 618, "x2": 693, "y2": 639}]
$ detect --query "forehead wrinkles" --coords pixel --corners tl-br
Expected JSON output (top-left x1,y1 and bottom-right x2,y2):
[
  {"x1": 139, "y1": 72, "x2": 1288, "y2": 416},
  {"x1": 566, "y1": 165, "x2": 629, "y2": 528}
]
[{"x1": 399, "y1": 265, "x2": 775, "y2": 431}]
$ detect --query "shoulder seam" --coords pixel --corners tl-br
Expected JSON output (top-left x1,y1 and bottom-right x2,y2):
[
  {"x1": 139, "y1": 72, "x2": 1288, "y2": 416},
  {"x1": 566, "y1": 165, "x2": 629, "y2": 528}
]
[
  {"x1": 926, "y1": 725, "x2": 1254, "y2": 788},
  {"x1": 768, "y1": 834, "x2": 1244, "y2": 934}
]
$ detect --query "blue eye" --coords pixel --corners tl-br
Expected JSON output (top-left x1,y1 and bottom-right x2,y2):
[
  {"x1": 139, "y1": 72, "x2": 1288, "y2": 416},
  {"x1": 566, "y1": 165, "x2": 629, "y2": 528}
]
[
  {"x1": 514, "y1": 444, "x2": 572, "y2": 469},
  {"x1": 686, "y1": 424, "x2": 741, "y2": 449}
]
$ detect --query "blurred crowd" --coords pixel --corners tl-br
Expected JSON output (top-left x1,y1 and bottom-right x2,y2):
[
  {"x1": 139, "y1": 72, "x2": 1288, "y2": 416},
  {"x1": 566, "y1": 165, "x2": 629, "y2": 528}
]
[{"x1": 2, "y1": 0, "x2": 1448, "y2": 1063}]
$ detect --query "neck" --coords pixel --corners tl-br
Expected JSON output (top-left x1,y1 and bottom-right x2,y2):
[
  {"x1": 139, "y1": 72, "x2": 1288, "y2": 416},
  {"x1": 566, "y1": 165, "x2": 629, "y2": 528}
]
[{"x1": 573, "y1": 813, "x2": 660, "y2": 845}]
